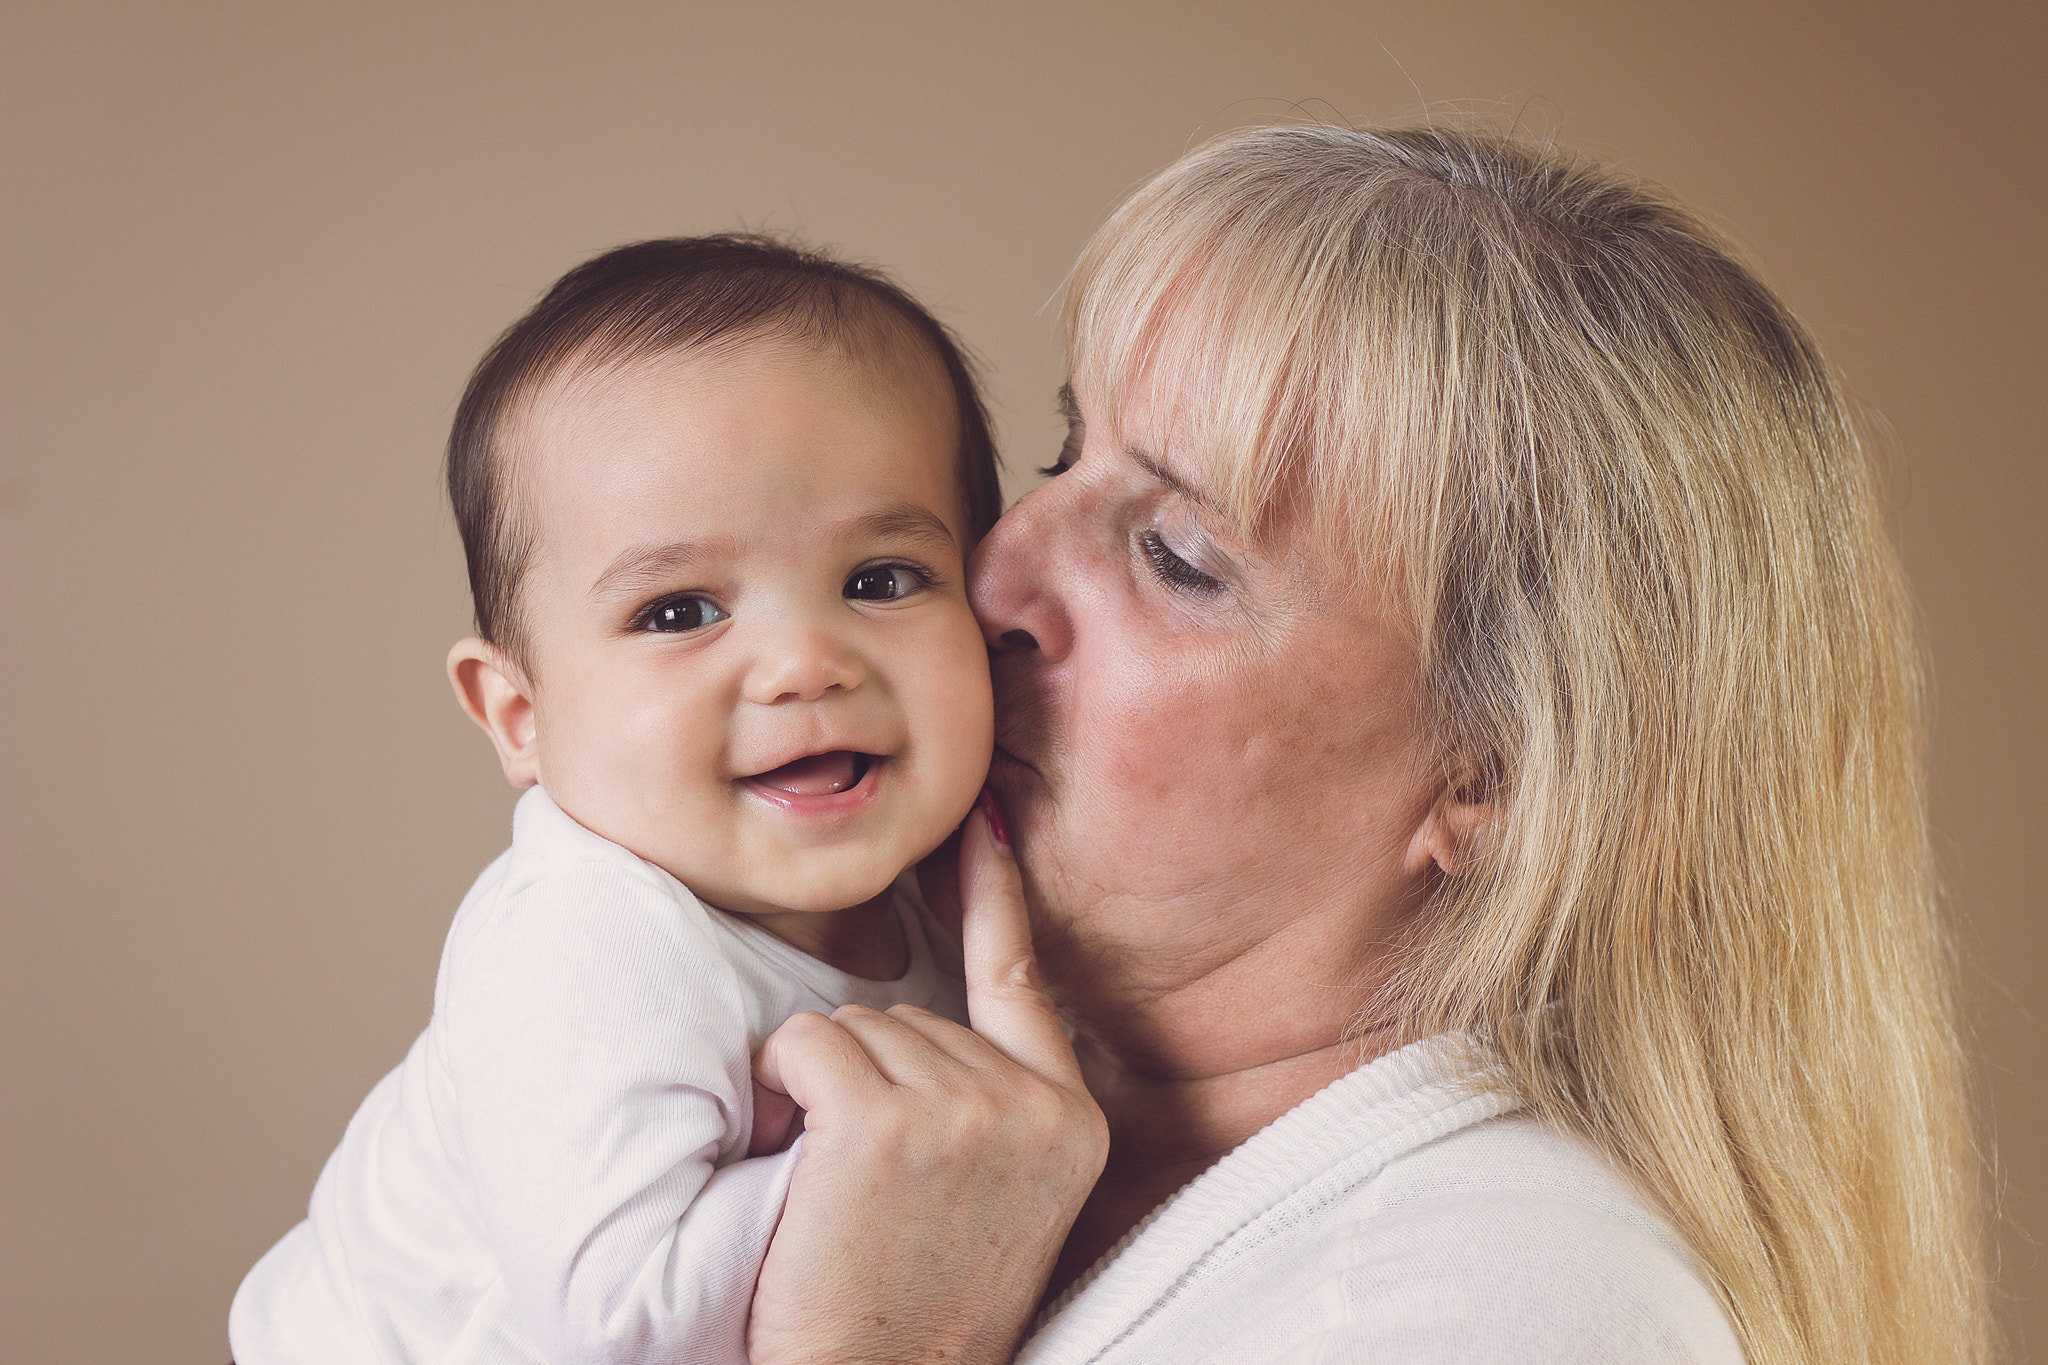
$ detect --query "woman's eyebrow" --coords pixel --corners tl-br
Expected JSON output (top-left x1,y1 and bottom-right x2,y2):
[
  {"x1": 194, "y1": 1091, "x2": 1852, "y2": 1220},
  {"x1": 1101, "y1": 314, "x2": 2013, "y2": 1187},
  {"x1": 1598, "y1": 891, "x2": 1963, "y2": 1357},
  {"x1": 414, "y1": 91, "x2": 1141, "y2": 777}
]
[
  {"x1": 1129, "y1": 449, "x2": 1224, "y2": 516},
  {"x1": 1062, "y1": 381, "x2": 1223, "y2": 514}
]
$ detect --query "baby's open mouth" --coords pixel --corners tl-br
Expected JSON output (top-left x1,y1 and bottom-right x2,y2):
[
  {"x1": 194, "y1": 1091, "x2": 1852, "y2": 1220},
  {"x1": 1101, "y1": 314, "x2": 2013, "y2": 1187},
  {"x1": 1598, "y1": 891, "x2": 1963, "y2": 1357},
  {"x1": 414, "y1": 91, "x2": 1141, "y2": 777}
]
[{"x1": 748, "y1": 751, "x2": 875, "y2": 796}]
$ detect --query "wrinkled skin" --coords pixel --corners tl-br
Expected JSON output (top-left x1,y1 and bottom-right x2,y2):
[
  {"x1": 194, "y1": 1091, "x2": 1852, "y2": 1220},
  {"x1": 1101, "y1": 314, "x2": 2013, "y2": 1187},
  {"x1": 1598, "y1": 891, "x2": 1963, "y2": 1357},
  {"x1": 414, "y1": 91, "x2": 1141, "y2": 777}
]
[{"x1": 745, "y1": 377, "x2": 1477, "y2": 1363}]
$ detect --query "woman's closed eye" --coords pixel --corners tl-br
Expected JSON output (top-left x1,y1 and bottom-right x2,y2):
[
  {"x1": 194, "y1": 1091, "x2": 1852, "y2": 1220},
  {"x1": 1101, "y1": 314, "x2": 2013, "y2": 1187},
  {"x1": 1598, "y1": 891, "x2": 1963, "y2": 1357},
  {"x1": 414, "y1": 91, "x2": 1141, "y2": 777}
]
[
  {"x1": 1038, "y1": 420, "x2": 1082, "y2": 478},
  {"x1": 845, "y1": 562, "x2": 939, "y2": 602},
  {"x1": 1139, "y1": 529, "x2": 1224, "y2": 594},
  {"x1": 636, "y1": 594, "x2": 729, "y2": 633}
]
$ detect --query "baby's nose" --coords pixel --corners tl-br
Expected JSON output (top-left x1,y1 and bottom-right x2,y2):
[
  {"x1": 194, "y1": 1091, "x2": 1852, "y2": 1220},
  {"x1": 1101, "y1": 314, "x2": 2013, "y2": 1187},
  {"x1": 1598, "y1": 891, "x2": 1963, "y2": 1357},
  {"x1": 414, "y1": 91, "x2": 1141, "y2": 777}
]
[{"x1": 742, "y1": 626, "x2": 865, "y2": 704}]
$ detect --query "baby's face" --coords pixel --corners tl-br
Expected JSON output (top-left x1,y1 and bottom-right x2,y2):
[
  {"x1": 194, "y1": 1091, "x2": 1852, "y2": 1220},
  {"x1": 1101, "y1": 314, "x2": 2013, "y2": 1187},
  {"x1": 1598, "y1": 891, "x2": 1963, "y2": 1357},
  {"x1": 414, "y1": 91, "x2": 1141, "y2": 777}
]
[{"x1": 509, "y1": 338, "x2": 993, "y2": 920}]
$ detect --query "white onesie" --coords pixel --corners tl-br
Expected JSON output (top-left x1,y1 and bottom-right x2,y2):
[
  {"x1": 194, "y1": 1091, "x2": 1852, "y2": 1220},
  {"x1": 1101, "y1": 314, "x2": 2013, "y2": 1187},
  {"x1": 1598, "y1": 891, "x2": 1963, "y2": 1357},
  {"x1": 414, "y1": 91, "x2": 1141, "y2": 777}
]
[{"x1": 231, "y1": 784, "x2": 968, "y2": 1364}]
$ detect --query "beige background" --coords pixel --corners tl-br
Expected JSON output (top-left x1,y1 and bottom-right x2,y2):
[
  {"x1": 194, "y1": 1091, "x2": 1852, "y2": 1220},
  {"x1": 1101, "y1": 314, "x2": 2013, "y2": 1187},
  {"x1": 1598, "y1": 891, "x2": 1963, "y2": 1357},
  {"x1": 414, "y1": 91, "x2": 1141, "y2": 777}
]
[{"x1": 3, "y1": 2, "x2": 2041, "y2": 1359}]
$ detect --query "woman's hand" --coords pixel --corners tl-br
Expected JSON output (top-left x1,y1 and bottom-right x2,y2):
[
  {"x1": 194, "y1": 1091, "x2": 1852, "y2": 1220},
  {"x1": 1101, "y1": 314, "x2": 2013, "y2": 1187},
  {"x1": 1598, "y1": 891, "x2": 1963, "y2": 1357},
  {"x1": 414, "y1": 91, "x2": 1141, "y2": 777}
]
[{"x1": 745, "y1": 799, "x2": 1109, "y2": 1365}]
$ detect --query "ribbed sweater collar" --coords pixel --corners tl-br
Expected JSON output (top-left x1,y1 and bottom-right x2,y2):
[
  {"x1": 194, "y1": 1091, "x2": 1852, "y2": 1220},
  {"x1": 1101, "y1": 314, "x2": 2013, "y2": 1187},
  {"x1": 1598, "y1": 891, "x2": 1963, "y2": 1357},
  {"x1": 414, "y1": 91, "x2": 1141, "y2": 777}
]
[{"x1": 1018, "y1": 1034, "x2": 1521, "y2": 1364}]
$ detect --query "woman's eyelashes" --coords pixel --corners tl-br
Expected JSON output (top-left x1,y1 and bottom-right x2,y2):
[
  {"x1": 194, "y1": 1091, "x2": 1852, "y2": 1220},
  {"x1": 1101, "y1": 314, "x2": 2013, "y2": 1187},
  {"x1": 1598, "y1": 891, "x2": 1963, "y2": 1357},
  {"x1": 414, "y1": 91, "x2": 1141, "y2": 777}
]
[
  {"x1": 1038, "y1": 427, "x2": 1083, "y2": 478},
  {"x1": 1038, "y1": 419, "x2": 1228, "y2": 595},
  {"x1": 1138, "y1": 529, "x2": 1225, "y2": 594},
  {"x1": 636, "y1": 593, "x2": 729, "y2": 633}
]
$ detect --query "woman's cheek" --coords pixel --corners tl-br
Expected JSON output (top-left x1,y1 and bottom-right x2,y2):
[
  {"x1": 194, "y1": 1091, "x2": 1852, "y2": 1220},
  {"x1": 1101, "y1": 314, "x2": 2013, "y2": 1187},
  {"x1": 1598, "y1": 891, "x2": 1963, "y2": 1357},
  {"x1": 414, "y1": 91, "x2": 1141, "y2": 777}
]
[{"x1": 1088, "y1": 666, "x2": 1263, "y2": 844}]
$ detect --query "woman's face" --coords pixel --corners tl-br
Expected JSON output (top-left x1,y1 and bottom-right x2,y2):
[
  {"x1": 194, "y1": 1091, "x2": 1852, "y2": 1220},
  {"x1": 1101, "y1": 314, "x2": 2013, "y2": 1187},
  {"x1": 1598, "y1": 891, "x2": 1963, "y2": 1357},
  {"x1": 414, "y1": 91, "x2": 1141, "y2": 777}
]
[{"x1": 970, "y1": 377, "x2": 1462, "y2": 1073}]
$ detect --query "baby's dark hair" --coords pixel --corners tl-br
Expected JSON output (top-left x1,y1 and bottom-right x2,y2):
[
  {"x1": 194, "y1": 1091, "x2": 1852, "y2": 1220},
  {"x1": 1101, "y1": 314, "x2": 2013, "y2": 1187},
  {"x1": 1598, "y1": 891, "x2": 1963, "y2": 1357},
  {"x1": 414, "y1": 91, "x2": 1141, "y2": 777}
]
[{"x1": 447, "y1": 234, "x2": 1002, "y2": 661}]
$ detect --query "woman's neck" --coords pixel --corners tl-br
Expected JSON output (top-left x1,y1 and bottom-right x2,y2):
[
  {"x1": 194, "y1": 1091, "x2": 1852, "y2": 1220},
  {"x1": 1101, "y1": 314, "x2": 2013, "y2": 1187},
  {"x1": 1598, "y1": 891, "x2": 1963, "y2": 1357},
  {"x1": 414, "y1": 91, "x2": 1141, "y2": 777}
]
[
  {"x1": 1026, "y1": 875, "x2": 1423, "y2": 1301},
  {"x1": 1045, "y1": 1024, "x2": 1397, "y2": 1299}
]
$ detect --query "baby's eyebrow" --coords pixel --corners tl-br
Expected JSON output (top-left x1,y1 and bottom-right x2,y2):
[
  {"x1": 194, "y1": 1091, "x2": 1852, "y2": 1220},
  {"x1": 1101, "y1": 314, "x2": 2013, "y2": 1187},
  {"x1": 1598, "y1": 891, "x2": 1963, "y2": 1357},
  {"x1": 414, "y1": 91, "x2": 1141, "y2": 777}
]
[
  {"x1": 589, "y1": 537, "x2": 740, "y2": 600},
  {"x1": 853, "y1": 501, "x2": 957, "y2": 554}
]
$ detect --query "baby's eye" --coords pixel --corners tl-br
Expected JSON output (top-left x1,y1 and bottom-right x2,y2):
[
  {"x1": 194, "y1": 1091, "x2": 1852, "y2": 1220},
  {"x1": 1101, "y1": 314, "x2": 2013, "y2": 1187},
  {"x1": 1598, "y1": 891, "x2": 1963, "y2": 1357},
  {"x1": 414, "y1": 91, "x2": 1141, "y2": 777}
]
[
  {"x1": 639, "y1": 594, "x2": 729, "y2": 633},
  {"x1": 844, "y1": 564, "x2": 932, "y2": 602}
]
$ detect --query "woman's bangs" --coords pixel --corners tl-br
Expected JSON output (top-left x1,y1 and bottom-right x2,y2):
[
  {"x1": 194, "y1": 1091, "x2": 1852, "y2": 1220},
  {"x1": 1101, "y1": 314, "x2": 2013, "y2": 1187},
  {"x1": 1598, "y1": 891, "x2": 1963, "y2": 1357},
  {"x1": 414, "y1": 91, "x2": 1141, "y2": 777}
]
[{"x1": 1068, "y1": 205, "x2": 1361, "y2": 565}]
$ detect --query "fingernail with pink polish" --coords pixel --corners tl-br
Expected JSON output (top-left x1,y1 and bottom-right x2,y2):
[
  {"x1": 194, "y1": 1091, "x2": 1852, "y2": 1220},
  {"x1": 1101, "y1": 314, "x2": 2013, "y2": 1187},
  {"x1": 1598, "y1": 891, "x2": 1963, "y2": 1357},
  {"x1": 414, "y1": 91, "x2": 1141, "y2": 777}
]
[{"x1": 977, "y1": 789, "x2": 1011, "y2": 849}]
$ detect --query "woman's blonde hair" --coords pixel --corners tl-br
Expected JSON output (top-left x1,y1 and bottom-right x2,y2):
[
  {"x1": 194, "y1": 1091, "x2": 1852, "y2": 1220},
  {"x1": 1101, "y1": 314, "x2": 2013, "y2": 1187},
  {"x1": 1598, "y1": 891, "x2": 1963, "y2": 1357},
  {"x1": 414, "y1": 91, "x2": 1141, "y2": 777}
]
[{"x1": 1067, "y1": 124, "x2": 1987, "y2": 1365}]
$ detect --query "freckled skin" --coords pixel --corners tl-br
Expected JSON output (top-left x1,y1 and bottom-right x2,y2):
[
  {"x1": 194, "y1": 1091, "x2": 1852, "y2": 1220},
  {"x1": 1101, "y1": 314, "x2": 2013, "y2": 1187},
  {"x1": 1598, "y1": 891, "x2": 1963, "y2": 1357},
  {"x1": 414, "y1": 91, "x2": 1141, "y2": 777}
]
[
  {"x1": 972, "y1": 378, "x2": 1448, "y2": 1081},
  {"x1": 969, "y1": 376, "x2": 1465, "y2": 1288}
]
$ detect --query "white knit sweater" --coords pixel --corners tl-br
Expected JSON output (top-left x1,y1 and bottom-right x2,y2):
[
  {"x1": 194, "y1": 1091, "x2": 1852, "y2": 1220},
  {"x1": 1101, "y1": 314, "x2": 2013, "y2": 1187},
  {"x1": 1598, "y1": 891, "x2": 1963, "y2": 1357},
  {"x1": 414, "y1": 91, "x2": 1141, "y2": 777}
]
[{"x1": 1018, "y1": 1037, "x2": 1743, "y2": 1364}]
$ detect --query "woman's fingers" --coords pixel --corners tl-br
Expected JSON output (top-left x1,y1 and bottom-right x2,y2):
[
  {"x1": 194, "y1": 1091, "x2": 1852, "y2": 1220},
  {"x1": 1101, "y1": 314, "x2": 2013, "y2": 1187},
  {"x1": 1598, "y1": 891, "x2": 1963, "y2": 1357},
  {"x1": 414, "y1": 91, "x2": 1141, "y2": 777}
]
[
  {"x1": 747, "y1": 1036, "x2": 1104, "y2": 1365},
  {"x1": 807, "y1": 797, "x2": 1077, "y2": 1086},
  {"x1": 751, "y1": 1008, "x2": 893, "y2": 1121},
  {"x1": 822, "y1": 1002, "x2": 977, "y2": 1085},
  {"x1": 747, "y1": 1075, "x2": 802, "y2": 1157},
  {"x1": 752, "y1": 796, "x2": 1090, "y2": 1131},
  {"x1": 959, "y1": 800, "x2": 1086, "y2": 1087},
  {"x1": 743, "y1": 795, "x2": 1109, "y2": 1365}
]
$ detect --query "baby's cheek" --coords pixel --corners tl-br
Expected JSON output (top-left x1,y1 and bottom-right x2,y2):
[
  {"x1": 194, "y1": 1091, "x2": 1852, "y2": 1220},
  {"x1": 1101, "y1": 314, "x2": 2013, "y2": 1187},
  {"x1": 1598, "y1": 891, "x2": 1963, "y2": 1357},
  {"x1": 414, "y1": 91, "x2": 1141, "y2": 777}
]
[
  {"x1": 930, "y1": 692, "x2": 996, "y2": 824},
  {"x1": 928, "y1": 619, "x2": 996, "y2": 769}
]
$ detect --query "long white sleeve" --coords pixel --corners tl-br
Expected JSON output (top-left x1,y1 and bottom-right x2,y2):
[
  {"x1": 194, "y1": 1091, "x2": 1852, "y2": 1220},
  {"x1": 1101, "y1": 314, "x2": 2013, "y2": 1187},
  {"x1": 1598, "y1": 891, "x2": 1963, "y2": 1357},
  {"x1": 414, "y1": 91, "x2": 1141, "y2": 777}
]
[
  {"x1": 231, "y1": 786, "x2": 967, "y2": 1365},
  {"x1": 447, "y1": 858, "x2": 780, "y2": 1363}
]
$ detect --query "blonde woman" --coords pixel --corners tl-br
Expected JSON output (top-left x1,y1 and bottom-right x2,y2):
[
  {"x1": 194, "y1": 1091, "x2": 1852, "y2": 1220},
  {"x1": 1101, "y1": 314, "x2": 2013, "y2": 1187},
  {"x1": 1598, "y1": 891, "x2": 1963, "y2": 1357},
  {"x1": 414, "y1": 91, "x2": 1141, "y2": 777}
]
[{"x1": 742, "y1": 125, "x2": 1989, "y2": 1365}]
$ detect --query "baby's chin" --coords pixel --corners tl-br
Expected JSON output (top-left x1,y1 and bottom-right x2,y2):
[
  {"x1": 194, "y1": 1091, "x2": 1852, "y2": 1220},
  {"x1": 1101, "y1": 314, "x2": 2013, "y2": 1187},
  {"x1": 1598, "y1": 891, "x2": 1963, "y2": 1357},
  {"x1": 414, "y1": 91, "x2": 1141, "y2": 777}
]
[{"x1": 667, "y1": 857, "x2": 909, "y2": 921}]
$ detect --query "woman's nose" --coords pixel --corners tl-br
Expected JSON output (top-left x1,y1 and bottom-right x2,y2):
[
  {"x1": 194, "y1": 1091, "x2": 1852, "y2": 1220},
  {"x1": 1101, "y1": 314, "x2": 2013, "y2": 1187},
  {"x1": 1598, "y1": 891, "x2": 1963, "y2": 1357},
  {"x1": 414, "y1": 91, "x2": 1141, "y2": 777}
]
[
  {"x1": 741, "y1": 624, "x2": 866, "y2": 705},
  {"x1": 968, "y1": 481, "x2": 1075, "y2": 663}
]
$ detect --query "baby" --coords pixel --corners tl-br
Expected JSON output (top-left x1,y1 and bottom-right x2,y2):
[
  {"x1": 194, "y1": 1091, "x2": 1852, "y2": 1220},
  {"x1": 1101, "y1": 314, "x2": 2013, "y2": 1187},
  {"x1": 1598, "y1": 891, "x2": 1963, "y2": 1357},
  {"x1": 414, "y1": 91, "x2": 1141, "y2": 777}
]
[{"x1": 230, "y1": 236, "x2": 1001, "y2": 1364}]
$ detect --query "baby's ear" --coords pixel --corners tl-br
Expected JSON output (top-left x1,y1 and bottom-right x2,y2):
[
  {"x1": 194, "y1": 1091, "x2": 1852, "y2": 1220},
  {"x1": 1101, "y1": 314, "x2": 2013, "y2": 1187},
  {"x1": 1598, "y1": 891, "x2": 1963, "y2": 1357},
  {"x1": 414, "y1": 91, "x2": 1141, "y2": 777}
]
[{"x1": 447, "y1": 638, "x2": 540, "y2": 788}]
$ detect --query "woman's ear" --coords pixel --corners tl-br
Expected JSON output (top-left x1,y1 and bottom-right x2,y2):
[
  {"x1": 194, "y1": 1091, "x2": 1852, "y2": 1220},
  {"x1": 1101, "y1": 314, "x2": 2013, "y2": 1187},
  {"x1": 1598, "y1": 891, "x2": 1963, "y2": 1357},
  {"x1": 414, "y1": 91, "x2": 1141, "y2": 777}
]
[
  {"x1": 1402, "y1": 765, "x2": 1492, "y2": 878},
  {"x1": 447, "y1": 638, "x2": 540, "y2": 788}
]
